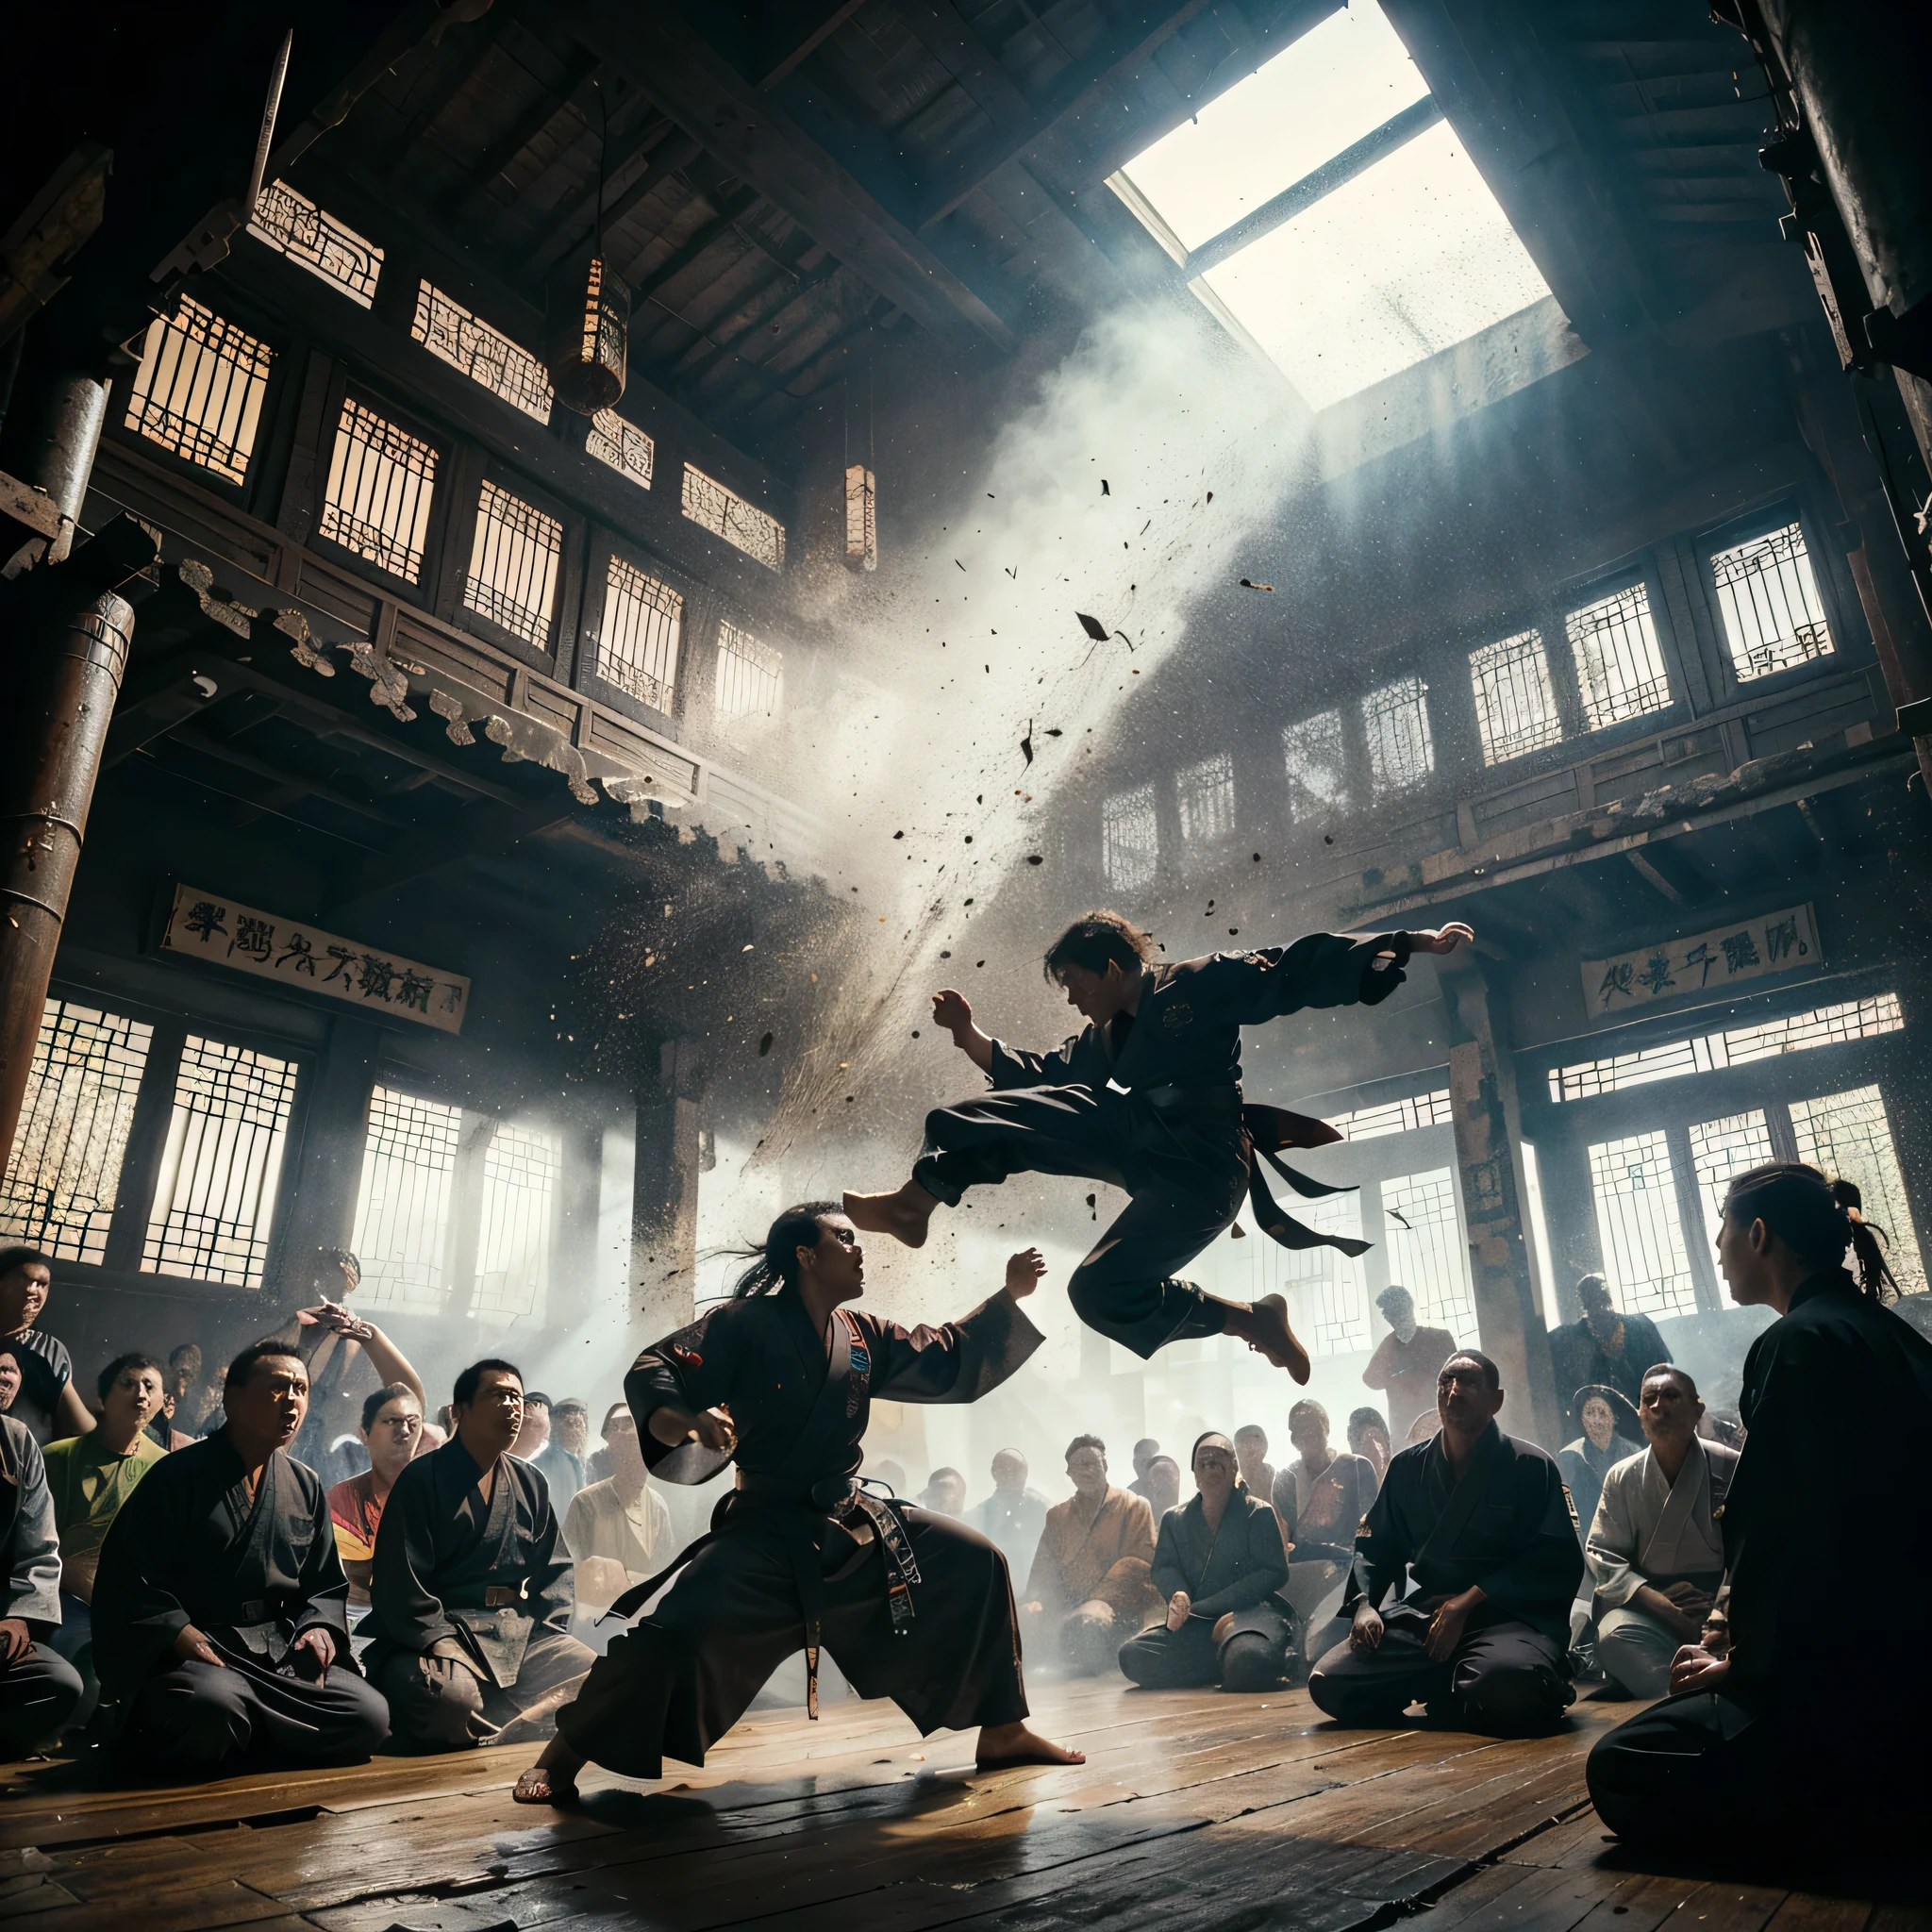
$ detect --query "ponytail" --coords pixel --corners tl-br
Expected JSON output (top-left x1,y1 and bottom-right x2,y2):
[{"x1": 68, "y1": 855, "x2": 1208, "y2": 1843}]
[
  {"x1": 727, "y1": 1200, "x2": 841, "y2": 1298},
  {"x1": 1722, "y1": 1163, "x2": 1896, "y2": 1304},
  {"x1": 1830, "y1": 1177, "x2": 1900, "y2": 1303}
]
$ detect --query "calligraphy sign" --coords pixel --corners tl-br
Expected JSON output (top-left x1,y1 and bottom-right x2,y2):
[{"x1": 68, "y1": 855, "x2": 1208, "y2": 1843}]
[
  {"x1": 158, "y1": 884, "x2": 470, "y2": 1033},
  {"x1": 1582, "y1": 903, "x2": 1822, "y2": 1017}
]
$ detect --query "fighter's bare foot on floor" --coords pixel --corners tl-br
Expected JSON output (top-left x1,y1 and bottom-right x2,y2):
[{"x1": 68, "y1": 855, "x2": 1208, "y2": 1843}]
[
  {"x1": 842, "y1": 1179, "x2": 940, "y2": 1248},
  {"x1": 974, "y1": 1720, "x2": 1086, "y2": 1770},
  {"x1": 1227, "y1": 1292, "x2": 1312, "y2": 1384},
  {"x1": 512, "y1": 1740, "x2": 583, "y2": 1806}
]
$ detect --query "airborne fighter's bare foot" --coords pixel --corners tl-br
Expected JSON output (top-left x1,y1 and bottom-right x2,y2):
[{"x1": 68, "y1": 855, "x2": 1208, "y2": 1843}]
[
  {"x1": 842, "y1": 1179, "x2": 941, "y2": 1249},
  {"x1": 974, "y1": 1720, "x2": 1087, "y2": 1770},
  {"x1": 1225, "y1": 1292, "x2": 1312, "y2": 1384}
]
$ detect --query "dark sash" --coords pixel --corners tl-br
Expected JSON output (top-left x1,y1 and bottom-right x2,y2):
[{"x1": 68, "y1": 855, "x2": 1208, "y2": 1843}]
[{"x1": 1241, "y1": 1105, "x2": 1372, "y2": 1258}]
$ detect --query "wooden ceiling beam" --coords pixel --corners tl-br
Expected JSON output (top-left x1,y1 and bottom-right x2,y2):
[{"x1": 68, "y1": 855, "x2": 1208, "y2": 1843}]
[
  {"x1": 659, "y1": 257, "x2": 842, "y2": 390},
  {"x1": 891, "y1": 0, "x2": 1031, "y2": 126},
  {"x1": 627, "y1": 185, "x2": 762, "y2": 299},
  {"x1": 327, "y1": 797, "x2": 579, "y2": 912},
  {"x1": 557, "y1": 0, "x2": 1015, "y2": 351},
  {"x1": 522, "y1": 114, "x2": 678, "y2": 279},
  {"x1": 448, "y1": 51, "x2": 604, "y2": 234},
  {"x1": 384, "y1": 7, "x2": 517, "y2": 189},
  {"x1": 755, "y1": 0, "x2": 870, "y2": 88}
]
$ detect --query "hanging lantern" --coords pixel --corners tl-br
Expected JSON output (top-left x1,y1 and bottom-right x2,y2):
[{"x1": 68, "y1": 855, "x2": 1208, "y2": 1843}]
[
  {"x1": 844, "y1": 462, "x2": 876, "y2": 573},
  {"x1": 551, "y1": 253, "x2": 628, "y2": 416}
]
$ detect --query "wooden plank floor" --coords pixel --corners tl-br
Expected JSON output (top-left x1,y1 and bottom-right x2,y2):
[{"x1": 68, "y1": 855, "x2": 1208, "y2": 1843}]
[{"x1": 2, "y1": 1681, "x2": 1925, "y2": 1932}]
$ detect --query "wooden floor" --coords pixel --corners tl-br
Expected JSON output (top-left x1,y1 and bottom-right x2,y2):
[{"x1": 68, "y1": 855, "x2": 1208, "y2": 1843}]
[{"x1": 3, "y1": 1681, "x2": 1926, "y2": 1932}]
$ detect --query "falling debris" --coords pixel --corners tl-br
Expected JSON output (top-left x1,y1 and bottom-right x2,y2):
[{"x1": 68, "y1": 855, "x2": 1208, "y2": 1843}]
[
  {"x1": 1086, "y1": 1192, "x2": 1097, "y2": 1222},
  {"x1": 1388, "y1": 1208, "x2": 1413, "y2": 1230},
  {"x1": 955, "y1": 558, "x2": 965, "y2": 570},
  {"x1": 1101, "y1": 479, "x2": 1110, "y2": 494},
  {"x1": 893, "y1": 829, "x2": 905, "y2": 839},
  {"x1": 1075, "y1": 611, "x2": 1109, "y2": 641},
  {"x1": 1021, "y1": 723, "x2": 1033, "y2": 766},
  {"x1": 1230, "y1": 1223, "x2": 1247, "y2": 1240},
  {"x1": 758, "y1": 1032, "x2": 774, "y2": 1057},
  {"x1": 1207, "y1": 491, "x2": 1214, "y2": 502},
  {"x1": 1240, "y1": 578, "x2": 1275, "y2": 591},
  {"x1": 1026, "y1": 855, "x2": 1044, "y2": 866},
  {"x1": 1046, "y1": 727, "x2": 1063, "y2": 739}
]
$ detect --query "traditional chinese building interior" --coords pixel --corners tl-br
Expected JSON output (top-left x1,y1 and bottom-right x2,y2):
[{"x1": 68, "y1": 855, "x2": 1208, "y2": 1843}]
[{"x1": 2, "y1": 0, "x2": 1930, "y2": 1925}]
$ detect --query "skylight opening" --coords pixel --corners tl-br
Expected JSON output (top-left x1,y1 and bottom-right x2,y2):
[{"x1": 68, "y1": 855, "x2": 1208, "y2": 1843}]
[{"x1": 1113, "y1": 1, "x2": 1559, "y2": 410}]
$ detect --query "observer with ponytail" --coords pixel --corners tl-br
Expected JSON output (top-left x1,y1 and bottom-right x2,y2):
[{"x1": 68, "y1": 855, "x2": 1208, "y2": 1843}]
[{"x1": 1720, "y1": 1162, "x2": 1896, "y2": 1303}]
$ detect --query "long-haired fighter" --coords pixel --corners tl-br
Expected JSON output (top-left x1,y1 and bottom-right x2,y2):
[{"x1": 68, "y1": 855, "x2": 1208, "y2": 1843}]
[
  {"x1": 846, "y1": 911, "x2": 1471, "y2": 1381},
  {"x1": 515, "y1": 1204, "x2": 1081, "y2": 1804}
]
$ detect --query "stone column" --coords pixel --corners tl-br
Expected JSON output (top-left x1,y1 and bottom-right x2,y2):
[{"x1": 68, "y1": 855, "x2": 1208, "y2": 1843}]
[
  {"x1": 630, "y1": 1037, "x2": 703, "y2": 1348},
  {"x1": 1442, "y1": 963, "x2": 1562, "y2": 1450},
  {"x1": 270, "y1": 1015, "x2": 382, "y2": 1299}
]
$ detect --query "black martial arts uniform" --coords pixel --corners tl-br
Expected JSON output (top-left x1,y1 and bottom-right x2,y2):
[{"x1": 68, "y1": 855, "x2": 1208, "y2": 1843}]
[
  {"x1": 0, "y1": 1417, "x2": 83, "y2": 1757},
  {"x1": 912, "y1": 934, "x2": 1408, "y2": 1357},
  {"x1": 92, "y1": 1430, "x2": 388, "y2": 1774},
  {"x1": 1309, "y1": 1422, "x2": 1581, "y2": 1735},
  {"x1": 363, "y1": 1439, "x2": 593, "y2": 1750},
  {"x1": 1588, "y1": 1271, "x2": 1932, "y2": 1848},
  {"x1": 555, "y1": 1283, "x2": 1043, "y2": 1777},
  {"x1": 1117, "y1": 1487, "x2": 1291, "y2": 1691}
]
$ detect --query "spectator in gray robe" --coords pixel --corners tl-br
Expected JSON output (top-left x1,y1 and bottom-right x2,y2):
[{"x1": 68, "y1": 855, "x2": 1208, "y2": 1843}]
[{"x1": 0, "y1": 1414, "x2": 80, "y2": 1757}]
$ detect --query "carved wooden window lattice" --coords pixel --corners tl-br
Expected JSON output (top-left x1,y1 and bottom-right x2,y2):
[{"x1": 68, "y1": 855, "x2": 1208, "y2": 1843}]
[
  {"x1": 320, "y1": 396, "x2": 439, "y2": 583},
  {"x1": 681, "y1": 463, "x2": 786, "y2": 572},
  {"x1": 1790, "y1": 1086, "x2": 1924, "y2": 1293},
  {"x1": 1382, "y1": 1168, "x2": 1476, "y2": 1338},
  {"x1": 1102, "y1": 783, "x2": 1158, "y2": 893},
  {"x1": 125, "y1": 295, "x2": 274, "y2": 485},
  {"x1": 1470, "y1": 627, "x2": 1563, "y2": 764},
  {"x1": 713, "y1": 620, "x2": 782, "y2": 725},
  {"x1": 599, "y1": 556, "x2": 682, "y2": 712},
  {"x1": 464, "y1": 479, "x2": 560, "y2": 647},
  {"x1": 1176, "y1": 750, "x2": 1236, "y2": 848},
  {"x1": 1687, "y1": 1108, "x2": 1776, "y2": 1254},
  {"x1": 1325, "y1": 1089, "x2": 1455, "y2": 1140},
  {"x1": 410, "y1": 280, "x2": 554, "y2": 425},
  {"x1": 471, "y1": 1122, "x2": 558, "y2": 1319},
  {"x1": 1363, "y1": 675, "x2": 1434, "y2": 795},
  {"x1": 1282, "y1": 709, "x2": 1346, "y2": 820},
  {"x1": 587, "y1": 408, "x2": 655, "y2": 491},
  {"x1": 1567, "y1": 583, "x2": 1671, "y2": 730},
  {"x1": 352, "y1": 1085, "x2": 462, "y2": 1313},
  {"x1": 1587, "y1": 1129, "x2": 1698, "y2": 1318},
  {"x1": 0, "y1": 999, "x2": 155, "y2": 1265},
  {"x1": 1711, "y1": 520, "x2": 1835, "y2": 681},
  {"x1": 246, "y1": 179, "x2": 383, "y2": 307}
]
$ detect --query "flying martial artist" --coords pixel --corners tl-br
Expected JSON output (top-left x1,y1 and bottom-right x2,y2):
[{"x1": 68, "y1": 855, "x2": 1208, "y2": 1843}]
[
  {"x1": 513, "y1": 1204, "x2": 1083, "y2": 1804},
  {"x1": 844, "y1": 909, "x2": 1472, "y2": 1381}
]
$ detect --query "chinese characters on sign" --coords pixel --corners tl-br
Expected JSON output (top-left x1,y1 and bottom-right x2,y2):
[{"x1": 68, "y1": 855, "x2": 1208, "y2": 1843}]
[
  {"x1": 1581, "y1": 904, "x2": 1822, "y2": 1017},
  {"x1": 159, "y1": 884, "x2": 470, "y2": 1034}
]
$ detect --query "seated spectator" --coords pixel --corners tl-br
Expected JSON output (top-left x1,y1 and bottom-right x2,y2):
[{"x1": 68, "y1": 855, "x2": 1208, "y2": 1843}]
[
  {"x1": 536, "y1": 1398, "x2": 591, "y2": 1514},
  {"x1": 1558, "y1": 1386, "x2": 1643, "y2": 1547},
  {"x1": 1346, "y1": 1407, "x2": 1392, "y2": 1491},
  {"x1": 1126, "y1": 1438, "x2": 1161, "y2": 1503},
  {"x1": 974, "y1": 1448, "x2": 1047, "y2": 1582},
  {"x1": 0, "y1": 1410, "x2": 82, "y2": 1758},
  {"x1": 1021, "y1": 1435, "x2": 1158, "y2": 1674},
  {"x1": 289, "y1": 1298, "x2": 424, "y2": 1480},
  {"x1": 1551, "y1": 1276, "x2": 1669, "y2": 1437},
  {"x1": 1144, "y1": 1455, "x2": 1181, "y2": 1520},
  {"x1": 918, "y1": 1467, "x2": 967, "y2": 1516},
  {"x1": 0, "y1": 1249, "x2": 92, "y2": 1444},
  {"x1": 1234, "y1": 1425, "x2": 1274, "y2": 1511},
  {"x1": 327, "y1": 1383, "x2": 425, "y2": 1606},
  {"x1": 512, "y1": 1391, "x2": 552, "y2": 1461},
  {"x1": 1587, "y1": 1365, "x2": 1736, "y2": 1701},
  {"x1": 92, "y1": 1341, "x2": 388, "y2": 1776},
  {"x1": 42, "y1": 1355, "x2": 168, "y2": 1728},
  {"x1": 866, "y1": 1457, "x2": 908, "y2": 1495},
  {"x1": 1362, "y1": 1286, "x2": 1457, "y2": 1444},
  {"x1": 363, "y1": 1360, "x2": 593, "y2": 1751},
  {"x1": 562, "y1": 1406, "x2": 674, "y2": 1619},
  {"x1": 1310, "y1": 1351, "x2": 1582, "y2": 1736},
  {"x1": 1588, "y1": 1165, "x2": 1932, "y2": 1848},
  {"x1": 1119, "y1": 1433, "x2": 1291, "y2": 1691},
  {"x1": 165, "y1": 1343, "x2": 218, "y2": 1436},
  {"x1": 1272, "y1": 1400, "x2": 1376, "y2": 1664},
  {"x1": 0, "y1": 1342, "x2": 22, "y2": 1423}
]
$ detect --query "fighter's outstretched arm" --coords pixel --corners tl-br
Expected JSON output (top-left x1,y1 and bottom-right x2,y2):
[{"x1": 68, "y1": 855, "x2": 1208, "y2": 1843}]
[{"x1": 932, "y1": 989, "x2": 995, "y2": 1073}]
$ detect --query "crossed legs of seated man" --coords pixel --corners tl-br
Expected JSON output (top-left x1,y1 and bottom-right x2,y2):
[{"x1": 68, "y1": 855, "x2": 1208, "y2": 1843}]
[
  {"x1": 1118, "y1": 1606, "x2": 1290, "y2": 1692},
  {"x1": 375, "y1": 1625, "x2": 594, "y2": 1751}
]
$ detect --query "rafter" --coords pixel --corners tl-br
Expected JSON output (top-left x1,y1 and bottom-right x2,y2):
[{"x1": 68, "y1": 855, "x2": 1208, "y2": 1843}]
[
  {"x1": 521, "y1": 113, "x2": 678, "y2": 279},
  {"x1": 448, "y1": 51, "x2": 603, "y2": 233},
  {"x1": 626, "y1": 185, "x2": 762, "y2": 298},
  {"x1": 755, "y1": 0, "x2": 870, "y2": 87},
  {"x1": 384, "y1": 7, "x2": 516, "y2": 188},
  {"x1": 891, "y1": 0, "x2": 1030, "y2": 126}
]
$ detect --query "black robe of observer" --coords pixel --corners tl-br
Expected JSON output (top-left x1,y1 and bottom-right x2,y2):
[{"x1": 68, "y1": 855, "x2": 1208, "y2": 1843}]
[
  {"x1": 556, "y1": 1282, "x2": 1043, "y2": 1777},
  {"x1": 92, "y1": 1429, "x2": 388, "y2": 1772},
  {"x1": 1588, "y1": 1273, "x2": 1932, "y2": 1844},
  {"x1": 912, "y1": 935, "x2": 1408, "y2": 1357}
]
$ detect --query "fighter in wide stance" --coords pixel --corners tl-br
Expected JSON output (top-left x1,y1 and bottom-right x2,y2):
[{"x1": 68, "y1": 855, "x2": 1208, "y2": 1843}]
[
  {"x1": 516, "y1": 1205, "x2": 1080, "y2": 1802},
  {"x1": 847, "y1": 911, "x2": 1472, "y2": 1381}
]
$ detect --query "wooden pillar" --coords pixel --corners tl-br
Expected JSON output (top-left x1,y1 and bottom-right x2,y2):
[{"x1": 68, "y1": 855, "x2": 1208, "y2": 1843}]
[
  {"x1": 1665, "y1": 1118, "x2": 1724, "y2": 1313},
  {"x1": 1442, "y1": 964, "x2": 1562, "y2": 1450},
  {"x1": 630, "y1": 1037, "x2": 703, "y2": 1348},
  {"x1": 548, "y1": 1118, "x2": 606, "y2": 1330},
  {"x1": 271, "y1": 1016, "x2": 382, "y2": 1299},
  {"x1": 1525, "y1": 1114, "x2": 1602, "y2": 1324}
]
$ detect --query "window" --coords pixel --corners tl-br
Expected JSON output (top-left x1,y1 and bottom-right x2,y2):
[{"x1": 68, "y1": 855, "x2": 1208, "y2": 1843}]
[
  {"x1": 1711, "y1": 520, "x2": 1834, "y2": 681},
  {"x1": 1, "y1": 1000, "x2": 154, "y2": 1264},
  {"x1": 1363, "y1": 675, "x2": 1433, "y2": 795},
  {"x1": 141, "y1": 1035, "x2": 298, "y2": 1287},
  {"x1": 682, "y1": 464, "x2": 786, "y2": 572},
  {"x1": 598, "y1": 556, "x2": 682, "y2": 712},
  {"x1": 246, "y1": 179, "x2": 383, "y2": 307},
  {"x1": 1382, "y1": 1168, "x2": 1476, "y2": 1339},
  {"x1": 1283, "y1": 709, "x2": 1347, "y2": 820},
  {"x1": 1549, "y1": 992, "x2": 1905, "y2": 1101},
  {"x1": 1790, "y1": 1086, "x2": 1924, "y2": 1295},
  {"x1": 1588, "y1": 1129, "x2": 1697, "y2": 1318},
  {"x1": 1176, "y1": 751, "x2": 1236, "y2": 847},
  {"x1": 1326, "y1": 1088, "x2": 1454, "y2": 1141},
  {"x1": 1470, "y1": 627, "x2": 1562, "y2": 764},
  {"x1": 464, "y1": 479, "x2": 560, "y2": 647},
  {"x1": 1102, "y1": 784, "x2": 1159, "y2": 892},
  {"x1": 1688, "y1": 1109, "x2": 1776, "y2": 1255},
  {"x1": 713, "y1": 620, "x2": 782, "y2": 725},
  {"x1": 124, "y1": 295, "x2": 273, "y2": 485},
  {"x1": 587, "y1": 408, "x2": 655, "y2": 491},
  {"x1": 1281, "y1": 1192, "x2": 1372, "y2": 1357},
  {"x1": 1567, "y1": 583, "x2": 1671, "y2": 730},
  {"x1": 351, "y1": 1087, "x2": 462, "y2": 1313},
  {"x1": 320, "y1": 396, "x2": 438, "y2": 583},
  {"x1": 471, "y1": 1122, "x2": 558, "y2": 1319},
  {"x1": 1110, "y1": 4, "x2": 1557, "y2": 408},
  {"x1": 410, "y1": 280, "x2": 553, "y2": 425}
]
